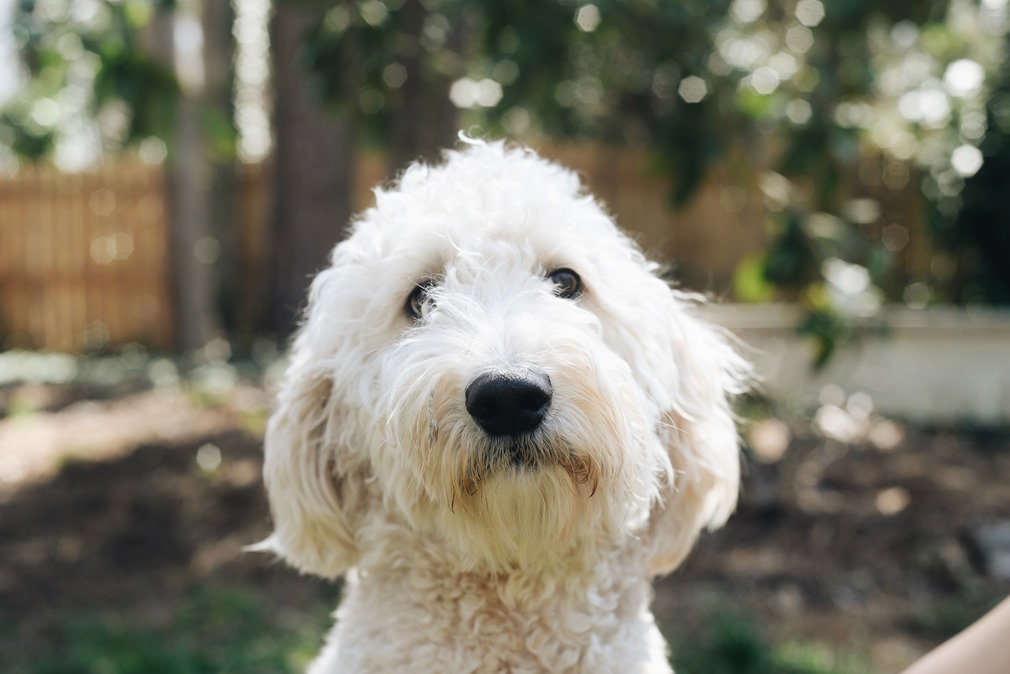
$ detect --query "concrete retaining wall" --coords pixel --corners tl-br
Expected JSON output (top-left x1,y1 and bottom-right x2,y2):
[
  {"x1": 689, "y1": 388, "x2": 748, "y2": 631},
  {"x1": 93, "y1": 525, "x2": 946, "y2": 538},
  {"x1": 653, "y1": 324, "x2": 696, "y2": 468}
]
[{"x1": 703, "y1": 304, "x2": 1010, "y2": 426}]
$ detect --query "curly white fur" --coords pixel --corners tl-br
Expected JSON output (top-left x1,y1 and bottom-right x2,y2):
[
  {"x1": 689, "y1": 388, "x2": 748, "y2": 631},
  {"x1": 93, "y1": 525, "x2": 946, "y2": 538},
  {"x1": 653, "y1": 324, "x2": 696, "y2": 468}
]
[{"x1": 261, "y1": 140, "x2": 749, "y2": 673}]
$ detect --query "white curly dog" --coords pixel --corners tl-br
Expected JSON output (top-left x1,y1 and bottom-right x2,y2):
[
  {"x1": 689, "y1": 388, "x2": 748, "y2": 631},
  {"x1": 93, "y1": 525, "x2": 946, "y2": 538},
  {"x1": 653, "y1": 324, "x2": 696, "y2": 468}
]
[{"x1": 261, "y1": 140, "x2": 749, "y2": 673}]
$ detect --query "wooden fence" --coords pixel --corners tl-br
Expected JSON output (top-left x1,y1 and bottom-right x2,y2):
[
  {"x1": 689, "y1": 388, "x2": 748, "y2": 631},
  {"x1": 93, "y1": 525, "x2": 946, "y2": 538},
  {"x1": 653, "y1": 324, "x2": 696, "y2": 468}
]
[
  {"x1": 0, "y1": 148, "x2": 762, "y2": 353},
  {"x1": 0, "y1": 161, "x2": 174, "y2": 353},
  {"x1": 0, "y1": 145, "x2": 932, "y2": 354}
]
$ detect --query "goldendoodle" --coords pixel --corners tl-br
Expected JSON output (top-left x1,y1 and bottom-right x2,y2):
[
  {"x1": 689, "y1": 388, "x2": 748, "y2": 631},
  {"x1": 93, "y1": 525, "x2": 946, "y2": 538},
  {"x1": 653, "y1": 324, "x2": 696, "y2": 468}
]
[{"x1": 261, "y1": 140, "x2": 749, "y2": 673}]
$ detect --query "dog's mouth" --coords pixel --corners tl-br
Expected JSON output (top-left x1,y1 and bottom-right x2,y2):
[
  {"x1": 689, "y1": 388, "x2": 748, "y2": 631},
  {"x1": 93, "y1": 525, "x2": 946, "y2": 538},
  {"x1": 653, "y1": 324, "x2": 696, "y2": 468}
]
[
  {"x1": 485, "y1": 434, "x2": 556, "y2": 472},
  {"x1": 459, "y1": 435, "x2": 599, "y2": 496},
  {"x1": 500, "y1": 437, "x2": 542, "y2": 470}
]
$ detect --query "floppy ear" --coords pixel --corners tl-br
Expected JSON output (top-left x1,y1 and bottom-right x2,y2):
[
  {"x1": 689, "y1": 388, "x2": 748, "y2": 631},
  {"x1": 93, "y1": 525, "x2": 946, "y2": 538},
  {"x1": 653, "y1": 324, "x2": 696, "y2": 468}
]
[
  {"x1": 639, "y1": 287, "x2": 750, "y2": 576},
  {"x1": 259, "y1": 272, "x2": 368, "y2": 579}
]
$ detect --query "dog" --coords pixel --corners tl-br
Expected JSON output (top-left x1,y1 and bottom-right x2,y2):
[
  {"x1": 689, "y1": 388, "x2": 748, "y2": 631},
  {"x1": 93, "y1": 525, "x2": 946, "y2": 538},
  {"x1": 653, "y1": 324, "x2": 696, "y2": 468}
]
[{"x1": 260, "y1": 140, "x2": 749, "y2": 673}]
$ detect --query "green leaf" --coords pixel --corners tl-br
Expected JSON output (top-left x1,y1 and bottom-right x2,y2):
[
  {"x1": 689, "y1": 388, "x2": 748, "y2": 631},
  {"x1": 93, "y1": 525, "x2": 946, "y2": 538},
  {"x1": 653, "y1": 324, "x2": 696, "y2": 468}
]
[{"x1": 734, "y1": 252, "x2": 777, "y2": 303}]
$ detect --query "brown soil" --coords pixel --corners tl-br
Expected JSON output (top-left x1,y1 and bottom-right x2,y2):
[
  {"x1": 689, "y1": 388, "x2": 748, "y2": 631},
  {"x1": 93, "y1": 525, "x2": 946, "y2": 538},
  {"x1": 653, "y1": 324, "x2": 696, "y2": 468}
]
[
  {"x1": 659, "y1": 424, "x2": 1010, "y2": 670},
  {"x1": 1, "y1": 384, "x2": 1008, "y2": 671}
]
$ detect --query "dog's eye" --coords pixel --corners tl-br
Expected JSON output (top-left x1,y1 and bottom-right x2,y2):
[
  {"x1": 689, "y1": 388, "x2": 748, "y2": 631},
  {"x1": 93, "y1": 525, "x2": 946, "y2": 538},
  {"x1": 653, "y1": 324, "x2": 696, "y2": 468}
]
[
  {"x1": 406, "y1": 281, "x2": 435, "y2": 321},
  {"x1": 549, "y1": 268, "x2": 582, "y2": 299}
]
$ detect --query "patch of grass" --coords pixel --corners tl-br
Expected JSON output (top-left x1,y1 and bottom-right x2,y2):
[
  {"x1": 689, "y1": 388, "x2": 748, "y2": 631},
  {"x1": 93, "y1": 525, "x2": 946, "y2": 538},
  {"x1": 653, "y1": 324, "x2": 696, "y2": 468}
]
[
  {"x1": 237, "y1": 407, "x2": 269, "y2": 437},
  {"x1": 734, "y1": 392, "x2": 779, "y2": 424},
  {"x1": 672, "y1": 610, "x2": 872, "y2": 674},
  {"x1": 4, "y1": 393, "x2": 39, "y2": 421},
  {"x1": 12, "y1": 585, "x2": 325, "y2": 674},
  {"x1": 28, "y1": 621, "x2": 205, "y2": 674},
  {"x1": 184, "y1": 386, "x2": 231, "y2": 411},
  {"x1": 908, "y1": 593, "x2": 998, "y2": 641},
  {"x1": 57, "y1": 451, "x2": 101, "y2": 475}
]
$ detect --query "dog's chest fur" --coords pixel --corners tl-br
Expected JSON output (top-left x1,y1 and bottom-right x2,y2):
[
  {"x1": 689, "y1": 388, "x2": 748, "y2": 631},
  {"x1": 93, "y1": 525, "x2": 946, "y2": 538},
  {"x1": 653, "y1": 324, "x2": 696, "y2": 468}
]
[{"x1": 308, "y1": 536, "x2": 672, "y2": 673}]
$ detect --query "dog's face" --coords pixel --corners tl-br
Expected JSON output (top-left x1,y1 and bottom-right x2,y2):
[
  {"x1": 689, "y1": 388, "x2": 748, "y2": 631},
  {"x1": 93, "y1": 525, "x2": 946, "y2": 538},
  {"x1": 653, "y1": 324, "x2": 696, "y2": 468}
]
[{"x1": 263, "y1": 142, "x2": 748, "y2": 576}]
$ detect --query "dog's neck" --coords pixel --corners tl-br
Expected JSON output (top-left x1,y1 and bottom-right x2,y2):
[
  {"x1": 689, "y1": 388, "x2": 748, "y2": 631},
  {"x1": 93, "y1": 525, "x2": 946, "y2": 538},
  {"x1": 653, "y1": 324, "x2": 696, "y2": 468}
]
[
  {"x1": 359, "y1": 510, "x2": 646, "y2": 582},
  {"x1": 311, "y1": 515, "x2": 671, "y2": 673}
]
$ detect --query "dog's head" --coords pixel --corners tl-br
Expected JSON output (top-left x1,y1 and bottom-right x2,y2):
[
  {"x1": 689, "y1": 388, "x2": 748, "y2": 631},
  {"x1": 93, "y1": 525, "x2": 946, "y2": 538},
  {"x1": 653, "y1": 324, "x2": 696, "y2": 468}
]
[{"x1": 262, "y1": 141, "x2": 749, "y2": 576}]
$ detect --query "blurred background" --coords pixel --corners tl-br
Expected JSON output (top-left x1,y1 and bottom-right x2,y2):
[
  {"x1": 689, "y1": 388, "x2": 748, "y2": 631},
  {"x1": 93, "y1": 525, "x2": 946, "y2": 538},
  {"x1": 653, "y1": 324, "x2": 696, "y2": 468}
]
[{"x1": 1, "y1": 0, "x2": 1009, "y2": 672}]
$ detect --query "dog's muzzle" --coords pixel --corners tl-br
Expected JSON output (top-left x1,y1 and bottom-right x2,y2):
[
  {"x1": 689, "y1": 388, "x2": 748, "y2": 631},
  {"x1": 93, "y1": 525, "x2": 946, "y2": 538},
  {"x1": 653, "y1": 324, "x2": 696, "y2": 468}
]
[{"x1": 465, "y1": 368, "x2": 552, "y2": 438}]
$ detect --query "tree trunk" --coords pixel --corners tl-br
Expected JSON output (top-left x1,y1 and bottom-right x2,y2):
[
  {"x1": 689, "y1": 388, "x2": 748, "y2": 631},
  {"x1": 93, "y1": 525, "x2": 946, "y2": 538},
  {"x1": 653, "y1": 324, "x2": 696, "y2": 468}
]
[
  {"x1": 146, "y1": 1, "x2": 218, "y2": 352},
  {"x1": 265, "y1": 1, "x2": 356, "y2": 337},
  {"x1": 386, "y1": 0, "x2": 462, "y2": 175},
  {"x1": 202, "y1": 0, "x2": 240, "y2": 338}
]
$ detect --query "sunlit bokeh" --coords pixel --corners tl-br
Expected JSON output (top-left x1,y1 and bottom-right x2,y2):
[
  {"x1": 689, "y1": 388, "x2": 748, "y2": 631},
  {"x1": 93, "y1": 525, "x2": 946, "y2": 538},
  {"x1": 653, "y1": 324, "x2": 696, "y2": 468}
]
[{"x1": 233, "y1": 0, "x2": 271, "y2": 163}]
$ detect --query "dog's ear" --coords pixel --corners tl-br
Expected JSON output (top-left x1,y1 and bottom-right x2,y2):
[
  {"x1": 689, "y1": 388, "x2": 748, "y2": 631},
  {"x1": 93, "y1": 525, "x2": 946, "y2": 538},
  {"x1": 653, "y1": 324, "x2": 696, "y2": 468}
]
[
  {"x1": 628, "y1": 280, "x2": 750, "y2": 576},
  {"x1": 258, "y1": 273, "x2": 367, "y2": 579}
]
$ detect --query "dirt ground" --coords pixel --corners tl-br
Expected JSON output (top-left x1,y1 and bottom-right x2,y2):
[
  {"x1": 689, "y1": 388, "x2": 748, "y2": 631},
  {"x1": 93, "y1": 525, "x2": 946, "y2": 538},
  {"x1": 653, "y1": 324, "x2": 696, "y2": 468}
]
[{"x1": 1, "y1": 381, "x2": 1008, "y2": 672}]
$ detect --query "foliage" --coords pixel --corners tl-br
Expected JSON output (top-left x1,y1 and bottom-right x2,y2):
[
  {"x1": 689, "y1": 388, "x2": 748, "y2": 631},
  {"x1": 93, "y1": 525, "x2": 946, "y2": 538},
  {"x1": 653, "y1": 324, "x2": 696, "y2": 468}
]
[
  {"x1": 7, "y1": 584, "x2": 875, "y2": 674},
  {"x1": 91, "y1": 46, "x2": 179, "y2": 144},
  {"x1": 3, "y1": 0, "x2": 181, "y2": 167},
  {"x1": 1, "y1": 0, "x2": 246, "y2": 169},
  {"x1": 292, "y1": 0, "x2": 1010, "y2": 322},
  {"x1": 6, "y1": 0, "x2": 1010, "y2": 343},
  {"x1": 480, "y1": 0, "x2": 736, "y2": 205},
  {"x1": 11, "y1": 586, "x2": 322, "y2": 674},
  {"x1": 298, "y1": 0, "x2": 736, "y2": 198},
  {"x1": 672, "y1": 609, "x2": 872, "y2": 674},
  {"x1": 908, "y1": 592, "x2": 999, "y2": 641},
  {"x1": 657, "y1": 0, "x2": 1010, "y2": 356},
  {"x1": 942, "y1": 30, "x2": 1010, "y2": 304}
]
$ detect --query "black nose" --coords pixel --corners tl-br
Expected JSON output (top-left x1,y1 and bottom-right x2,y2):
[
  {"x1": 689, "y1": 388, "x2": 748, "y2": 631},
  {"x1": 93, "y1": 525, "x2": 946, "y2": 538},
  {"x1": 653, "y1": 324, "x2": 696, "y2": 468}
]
[{"x1": 465, "y1": 369, "x2": 552, "y2": 437}]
